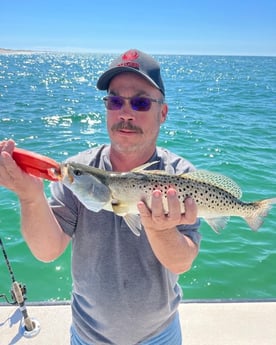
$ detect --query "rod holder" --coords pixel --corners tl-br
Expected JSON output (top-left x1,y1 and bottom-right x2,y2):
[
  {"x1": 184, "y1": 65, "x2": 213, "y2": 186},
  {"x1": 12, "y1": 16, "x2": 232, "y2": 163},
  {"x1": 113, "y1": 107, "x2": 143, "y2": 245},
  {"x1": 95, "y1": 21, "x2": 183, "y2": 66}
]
[
  {"x1": 12, "y1": 282, "x2": 41, "y2": 338},
  {"x1": 21, "y1": 318, "x2": 41, "y2": 338}
]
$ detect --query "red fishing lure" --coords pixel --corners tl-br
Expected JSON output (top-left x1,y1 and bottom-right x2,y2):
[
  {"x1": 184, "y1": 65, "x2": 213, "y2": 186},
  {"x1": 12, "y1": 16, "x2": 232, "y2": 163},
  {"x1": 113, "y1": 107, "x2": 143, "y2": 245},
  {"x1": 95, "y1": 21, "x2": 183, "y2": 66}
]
[{"x1": 12, "y1": 147, "x2": 60, "y2": 181}]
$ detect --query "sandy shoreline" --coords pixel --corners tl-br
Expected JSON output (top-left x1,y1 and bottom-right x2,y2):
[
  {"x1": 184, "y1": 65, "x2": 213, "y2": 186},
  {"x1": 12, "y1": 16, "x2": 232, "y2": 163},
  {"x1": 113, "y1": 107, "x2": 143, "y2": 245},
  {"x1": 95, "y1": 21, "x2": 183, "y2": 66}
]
[{"x1": 0, "y1": 48, "x2": 41, "y2": 55}]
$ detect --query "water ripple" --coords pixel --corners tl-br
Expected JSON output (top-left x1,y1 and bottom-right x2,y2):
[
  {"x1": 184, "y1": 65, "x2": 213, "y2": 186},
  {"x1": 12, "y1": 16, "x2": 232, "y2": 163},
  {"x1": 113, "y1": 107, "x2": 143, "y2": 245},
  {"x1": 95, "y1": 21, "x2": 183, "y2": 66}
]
[{"x1": 0, "y1": 53, "x2": 275, "y2": 301}]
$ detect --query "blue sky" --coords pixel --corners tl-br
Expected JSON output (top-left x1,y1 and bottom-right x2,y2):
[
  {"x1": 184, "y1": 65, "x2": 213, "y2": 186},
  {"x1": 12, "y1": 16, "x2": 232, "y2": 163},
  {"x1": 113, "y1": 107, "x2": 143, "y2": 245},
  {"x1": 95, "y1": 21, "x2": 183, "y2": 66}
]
[{"x1": 1, "y1": 0, "x2": 275, "y2": 56}]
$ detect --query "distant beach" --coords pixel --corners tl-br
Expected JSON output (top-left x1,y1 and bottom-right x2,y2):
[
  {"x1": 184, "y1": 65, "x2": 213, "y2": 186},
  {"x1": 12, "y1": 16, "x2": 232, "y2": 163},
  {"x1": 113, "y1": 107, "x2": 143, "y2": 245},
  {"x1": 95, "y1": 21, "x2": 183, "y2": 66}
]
[{"x1": 0, "y1": 48, "x2": 38, "y2": 54}]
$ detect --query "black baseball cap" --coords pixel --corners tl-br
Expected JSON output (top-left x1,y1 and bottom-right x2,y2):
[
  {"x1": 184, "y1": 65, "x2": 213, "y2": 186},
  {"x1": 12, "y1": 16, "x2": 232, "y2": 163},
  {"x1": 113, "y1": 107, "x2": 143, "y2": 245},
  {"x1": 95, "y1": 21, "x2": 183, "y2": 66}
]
[{"x1": 97, "y1": 49, "x2": 165, "y2": 95}]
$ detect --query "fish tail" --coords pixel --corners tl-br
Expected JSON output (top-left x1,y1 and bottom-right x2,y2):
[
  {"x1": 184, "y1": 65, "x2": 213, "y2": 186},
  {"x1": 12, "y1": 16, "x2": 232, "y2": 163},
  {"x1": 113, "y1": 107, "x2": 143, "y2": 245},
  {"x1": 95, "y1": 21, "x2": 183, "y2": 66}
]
[{"x1": 244, "y1": 198, "x2": 276, "y2": 231}]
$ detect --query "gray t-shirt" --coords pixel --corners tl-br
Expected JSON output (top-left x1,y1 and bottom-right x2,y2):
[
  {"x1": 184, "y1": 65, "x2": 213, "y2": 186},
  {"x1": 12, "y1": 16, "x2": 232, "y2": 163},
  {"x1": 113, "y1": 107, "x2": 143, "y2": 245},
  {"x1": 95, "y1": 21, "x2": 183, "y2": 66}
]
[{"x1": 49, "y1": 145, "x2": 201, "y2": 345}]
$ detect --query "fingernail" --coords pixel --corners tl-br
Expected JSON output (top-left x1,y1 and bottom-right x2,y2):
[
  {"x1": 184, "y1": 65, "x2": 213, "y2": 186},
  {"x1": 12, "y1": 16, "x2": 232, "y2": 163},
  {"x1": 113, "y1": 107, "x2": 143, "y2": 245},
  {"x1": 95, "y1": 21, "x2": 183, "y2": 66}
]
[
  {"x1": 167, "y1": 189, "x2": 176, "y2": 197},
  {"x1": 186, "y1": 197, "x2": 194, "y2": 205},
  {"x1": 153, "y1": 190, "x2": 161, "y2": 198}
]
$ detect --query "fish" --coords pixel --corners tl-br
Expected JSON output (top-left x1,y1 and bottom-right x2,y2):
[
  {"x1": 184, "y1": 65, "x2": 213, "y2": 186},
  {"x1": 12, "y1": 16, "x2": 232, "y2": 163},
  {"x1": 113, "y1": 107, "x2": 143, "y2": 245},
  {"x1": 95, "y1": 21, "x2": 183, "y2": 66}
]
[{"x1": 56, "y1": 161, "x2": 276, "y2": 236}]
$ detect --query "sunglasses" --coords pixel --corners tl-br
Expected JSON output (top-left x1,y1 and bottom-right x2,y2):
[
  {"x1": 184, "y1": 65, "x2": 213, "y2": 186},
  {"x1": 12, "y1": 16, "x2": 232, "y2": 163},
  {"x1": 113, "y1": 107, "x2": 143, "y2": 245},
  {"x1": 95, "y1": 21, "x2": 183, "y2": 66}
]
[{"x1": 103, "y1": 95, "x2": 163, "y2": 112}]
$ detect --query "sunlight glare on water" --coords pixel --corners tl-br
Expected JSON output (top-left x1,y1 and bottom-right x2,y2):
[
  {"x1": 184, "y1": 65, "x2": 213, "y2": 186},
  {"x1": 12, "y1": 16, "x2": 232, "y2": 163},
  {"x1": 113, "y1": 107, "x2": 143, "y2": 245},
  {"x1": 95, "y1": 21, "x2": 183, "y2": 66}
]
[{"x1": 0, "y1": 53, "x2": 275, "y2": 301}]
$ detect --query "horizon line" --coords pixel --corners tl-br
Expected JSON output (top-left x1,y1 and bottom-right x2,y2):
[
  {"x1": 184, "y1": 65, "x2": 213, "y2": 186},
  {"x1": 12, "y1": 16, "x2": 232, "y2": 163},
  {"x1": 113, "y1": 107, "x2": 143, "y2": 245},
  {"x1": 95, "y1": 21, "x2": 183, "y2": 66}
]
[{"x1": 0, "y1": 47, "x2": 275, "y2": 58}]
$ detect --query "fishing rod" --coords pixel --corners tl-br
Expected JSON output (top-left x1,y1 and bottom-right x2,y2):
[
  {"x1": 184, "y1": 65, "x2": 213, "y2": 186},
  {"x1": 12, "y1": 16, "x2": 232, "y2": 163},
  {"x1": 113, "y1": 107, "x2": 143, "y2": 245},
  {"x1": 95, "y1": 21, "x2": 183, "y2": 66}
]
[{"x1": 0, "y1": 236, "x2": 40, "y2": 338}]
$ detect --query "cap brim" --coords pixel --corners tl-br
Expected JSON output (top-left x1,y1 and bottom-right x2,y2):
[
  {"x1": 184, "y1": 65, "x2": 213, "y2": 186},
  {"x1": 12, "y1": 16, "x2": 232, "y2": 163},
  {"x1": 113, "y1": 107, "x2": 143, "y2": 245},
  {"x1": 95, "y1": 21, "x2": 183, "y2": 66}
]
[{"x1": 97, "y1": 66, "x2": 162, "y2": 93}]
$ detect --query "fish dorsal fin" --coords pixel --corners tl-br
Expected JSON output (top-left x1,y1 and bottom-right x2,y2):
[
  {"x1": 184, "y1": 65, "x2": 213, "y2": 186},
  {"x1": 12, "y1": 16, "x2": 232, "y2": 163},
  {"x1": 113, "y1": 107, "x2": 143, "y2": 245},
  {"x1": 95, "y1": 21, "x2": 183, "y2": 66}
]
[
  {"x1": 131, "y1": 161, "x2": 159, "y2": 172},
  {"x1": 141, "y1": 169, "x2": 172, "y2": 176},
  {"x1": 183, "y1": 170, "x2": 242, "y2": 198}
]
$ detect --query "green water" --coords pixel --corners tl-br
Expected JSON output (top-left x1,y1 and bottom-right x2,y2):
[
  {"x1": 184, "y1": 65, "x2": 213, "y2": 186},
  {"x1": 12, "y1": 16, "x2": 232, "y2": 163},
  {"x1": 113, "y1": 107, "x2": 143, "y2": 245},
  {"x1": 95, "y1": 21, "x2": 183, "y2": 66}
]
[{"x1": 0, "y1": 53, "x2": 275, "y2": 302}]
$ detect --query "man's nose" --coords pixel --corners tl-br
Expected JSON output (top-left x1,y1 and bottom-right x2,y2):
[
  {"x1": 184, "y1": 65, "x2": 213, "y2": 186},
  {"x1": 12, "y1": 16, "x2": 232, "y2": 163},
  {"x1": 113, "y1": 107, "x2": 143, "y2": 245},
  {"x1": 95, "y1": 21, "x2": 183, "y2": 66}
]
[{"x1": 119, "y1": 101, "x2": 135, "y2": 120}]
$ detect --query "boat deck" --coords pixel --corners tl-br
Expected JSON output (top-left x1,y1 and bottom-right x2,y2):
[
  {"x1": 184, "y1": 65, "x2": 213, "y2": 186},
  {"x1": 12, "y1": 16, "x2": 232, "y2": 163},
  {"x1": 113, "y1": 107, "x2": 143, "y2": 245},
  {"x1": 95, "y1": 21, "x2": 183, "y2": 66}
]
[{"x1": 1, "y1": 300, "x2": 276, "y2": 344}]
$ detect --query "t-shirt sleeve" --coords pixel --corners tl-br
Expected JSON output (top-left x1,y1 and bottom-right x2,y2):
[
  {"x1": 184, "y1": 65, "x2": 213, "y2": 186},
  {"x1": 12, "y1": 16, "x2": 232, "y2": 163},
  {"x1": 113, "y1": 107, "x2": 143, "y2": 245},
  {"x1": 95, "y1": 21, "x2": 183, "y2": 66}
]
[
  {"x1": 177, "y1": 220, "x2": 201, "y2": 245},
  {"x1": 49, "y1": 181, "x2": 79, "y2": 237}
]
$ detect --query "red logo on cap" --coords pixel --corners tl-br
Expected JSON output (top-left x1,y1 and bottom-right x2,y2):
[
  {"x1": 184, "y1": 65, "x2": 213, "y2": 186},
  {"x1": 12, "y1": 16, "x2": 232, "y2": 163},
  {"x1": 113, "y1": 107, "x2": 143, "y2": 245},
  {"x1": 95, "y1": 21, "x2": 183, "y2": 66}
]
[
  {"x1": 122, "y1": 50, "x2": 139, "y2": 61},
  {"x1": 117, "y1": 50, "x2": 140, "y2": 69}
]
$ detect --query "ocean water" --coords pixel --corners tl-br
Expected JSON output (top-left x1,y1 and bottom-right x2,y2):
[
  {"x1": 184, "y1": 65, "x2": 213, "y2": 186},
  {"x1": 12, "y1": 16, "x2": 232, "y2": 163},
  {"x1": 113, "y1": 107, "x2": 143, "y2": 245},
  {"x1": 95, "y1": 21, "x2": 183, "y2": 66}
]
[{"x1": 0, "y1": 53, "x2": 275, "y2": 302}]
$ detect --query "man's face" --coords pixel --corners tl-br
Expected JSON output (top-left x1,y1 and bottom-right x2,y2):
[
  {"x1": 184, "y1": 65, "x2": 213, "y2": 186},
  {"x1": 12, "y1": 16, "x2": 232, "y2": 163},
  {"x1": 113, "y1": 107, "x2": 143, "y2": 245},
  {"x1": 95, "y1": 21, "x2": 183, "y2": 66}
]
[{"x1": 106, "y1": 72, "x2": 168, "y2": 154}]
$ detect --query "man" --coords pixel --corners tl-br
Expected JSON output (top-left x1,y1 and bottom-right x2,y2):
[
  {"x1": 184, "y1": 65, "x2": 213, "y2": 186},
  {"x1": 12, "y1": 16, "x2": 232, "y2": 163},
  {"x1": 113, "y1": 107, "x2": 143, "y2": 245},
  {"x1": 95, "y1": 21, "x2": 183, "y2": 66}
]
[{"x1": 0, "y1": 49, "x2": 201, "y2": 345}]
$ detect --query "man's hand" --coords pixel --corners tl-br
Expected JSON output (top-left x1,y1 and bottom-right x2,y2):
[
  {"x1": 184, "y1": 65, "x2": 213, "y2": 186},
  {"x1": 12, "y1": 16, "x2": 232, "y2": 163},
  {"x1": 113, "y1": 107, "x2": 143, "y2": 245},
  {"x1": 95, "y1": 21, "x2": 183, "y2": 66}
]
[
  {"x1": 137, "y1": 188, "x2": 198, "y2": 232},
  {"x1": 0, "y1": 139, "x2": 44, "y2": 201},
  {"x1": 137, "y1": 188, "x2": 199, "y2": 274}
]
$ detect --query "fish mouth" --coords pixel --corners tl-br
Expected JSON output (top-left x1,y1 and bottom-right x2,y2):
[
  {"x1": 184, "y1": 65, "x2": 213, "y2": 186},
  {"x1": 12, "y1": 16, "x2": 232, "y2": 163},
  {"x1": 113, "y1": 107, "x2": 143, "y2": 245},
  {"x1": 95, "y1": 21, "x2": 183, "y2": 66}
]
[
  {"x1": 62, "y1": 165, "x2": 74, "y2": 183},
  {"x1": 52, "y1": 164, "x2": 73, "y2": 183}
]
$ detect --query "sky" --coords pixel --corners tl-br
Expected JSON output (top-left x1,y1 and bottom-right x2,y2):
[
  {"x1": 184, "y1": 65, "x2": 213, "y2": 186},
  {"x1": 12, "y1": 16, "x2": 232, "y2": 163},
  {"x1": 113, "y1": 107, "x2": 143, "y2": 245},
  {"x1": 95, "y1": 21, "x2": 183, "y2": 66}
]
[{"x1": 1, "y1": 0, "x2": 275, "y2": 56}]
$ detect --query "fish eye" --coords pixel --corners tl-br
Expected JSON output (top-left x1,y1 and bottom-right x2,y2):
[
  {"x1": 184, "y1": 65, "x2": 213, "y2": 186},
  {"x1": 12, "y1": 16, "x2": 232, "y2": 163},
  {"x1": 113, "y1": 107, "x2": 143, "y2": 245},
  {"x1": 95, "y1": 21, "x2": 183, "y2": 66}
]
[{"x1": 74, "y1": 169, "x2": 83, "y2": 176}]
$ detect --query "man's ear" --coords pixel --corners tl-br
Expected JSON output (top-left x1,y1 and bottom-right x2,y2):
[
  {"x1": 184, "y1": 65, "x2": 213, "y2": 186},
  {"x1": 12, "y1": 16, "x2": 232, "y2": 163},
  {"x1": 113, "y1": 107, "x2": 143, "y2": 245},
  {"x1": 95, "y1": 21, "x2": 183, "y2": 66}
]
[{"x1": 160, "y1": 103, "x2": 168, "y2": 123}]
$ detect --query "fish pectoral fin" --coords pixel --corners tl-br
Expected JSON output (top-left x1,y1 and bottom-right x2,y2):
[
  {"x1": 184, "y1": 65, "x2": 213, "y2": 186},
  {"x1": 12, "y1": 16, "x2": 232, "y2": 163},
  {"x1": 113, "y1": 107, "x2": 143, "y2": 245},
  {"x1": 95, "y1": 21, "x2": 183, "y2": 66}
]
[
  {"x1": 111, "y1": 200, "x2": 141, "y2": 236},
  {"x1": 123, "y1": 214, "x2": 142, "y2": 236},
  {"x1": 204, "y1": 216, "x2": 229, "y2": 233}
]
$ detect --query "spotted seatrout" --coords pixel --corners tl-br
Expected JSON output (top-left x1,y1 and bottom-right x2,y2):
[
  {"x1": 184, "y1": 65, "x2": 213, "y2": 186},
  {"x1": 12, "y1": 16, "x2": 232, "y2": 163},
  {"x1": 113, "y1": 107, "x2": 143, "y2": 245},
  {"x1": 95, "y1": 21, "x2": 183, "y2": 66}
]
[{"x1": 56, "y1": 162, "x2": 276, "y2": 236}]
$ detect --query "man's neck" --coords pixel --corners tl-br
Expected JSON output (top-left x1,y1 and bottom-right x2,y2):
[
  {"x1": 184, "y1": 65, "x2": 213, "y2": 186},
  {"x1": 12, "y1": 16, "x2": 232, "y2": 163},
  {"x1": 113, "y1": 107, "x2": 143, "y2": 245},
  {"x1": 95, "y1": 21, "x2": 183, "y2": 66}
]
[{"x1": 109, "y1": 147, "x2": 156, "y2": 172}]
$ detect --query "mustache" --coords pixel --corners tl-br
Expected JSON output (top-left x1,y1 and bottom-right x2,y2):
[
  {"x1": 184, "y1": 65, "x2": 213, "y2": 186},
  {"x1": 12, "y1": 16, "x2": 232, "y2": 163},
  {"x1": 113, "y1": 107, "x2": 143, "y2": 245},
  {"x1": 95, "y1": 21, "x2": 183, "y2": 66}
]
[{"x1": 111, "y1": 121, "x2": 143, "y2": 134}]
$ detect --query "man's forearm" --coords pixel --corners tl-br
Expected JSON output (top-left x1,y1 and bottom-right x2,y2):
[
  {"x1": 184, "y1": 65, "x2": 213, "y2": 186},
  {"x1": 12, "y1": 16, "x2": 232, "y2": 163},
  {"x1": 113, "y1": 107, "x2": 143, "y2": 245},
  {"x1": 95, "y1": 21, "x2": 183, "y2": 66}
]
[
  {"x1": 144, "y1": 226, "x2": 199, "y2": 274},
  {"x1": 20, "y1": 193, "x2": 70, "y2": 262}
]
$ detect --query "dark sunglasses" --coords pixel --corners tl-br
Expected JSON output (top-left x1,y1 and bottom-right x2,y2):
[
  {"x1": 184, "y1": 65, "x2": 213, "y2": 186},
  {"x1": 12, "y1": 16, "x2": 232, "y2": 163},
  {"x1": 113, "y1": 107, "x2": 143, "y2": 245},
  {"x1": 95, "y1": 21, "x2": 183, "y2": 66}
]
[{"x1": 103, "y1": 95, "x2": 163, "y2": 112}]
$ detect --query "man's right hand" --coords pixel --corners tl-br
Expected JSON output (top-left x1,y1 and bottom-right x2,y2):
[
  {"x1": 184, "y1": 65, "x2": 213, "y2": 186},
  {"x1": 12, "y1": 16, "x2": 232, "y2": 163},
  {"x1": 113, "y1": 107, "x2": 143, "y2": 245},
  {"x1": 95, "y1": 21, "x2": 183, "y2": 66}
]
[{"x1": 0, "y1": 139, "x2": 44, "y2": 201}]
